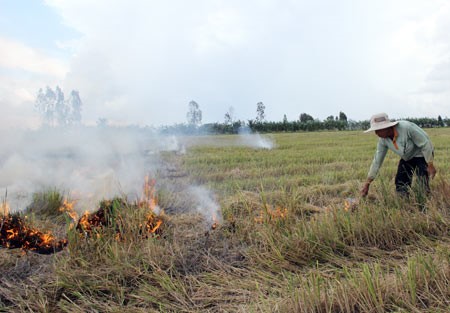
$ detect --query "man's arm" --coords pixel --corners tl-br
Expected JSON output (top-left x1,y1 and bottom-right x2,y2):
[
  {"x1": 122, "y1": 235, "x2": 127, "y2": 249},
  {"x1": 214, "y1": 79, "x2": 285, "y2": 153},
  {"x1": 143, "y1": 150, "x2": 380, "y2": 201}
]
[
  {"x1": 361, "y1": 177, "x2": 374, "y2": 197},
  {"x1": 361, "y1": 141, "x2": 388, "y2": 197},
  {"x1": 427, "y1": 161, "x2": 437, "y2": 179}
]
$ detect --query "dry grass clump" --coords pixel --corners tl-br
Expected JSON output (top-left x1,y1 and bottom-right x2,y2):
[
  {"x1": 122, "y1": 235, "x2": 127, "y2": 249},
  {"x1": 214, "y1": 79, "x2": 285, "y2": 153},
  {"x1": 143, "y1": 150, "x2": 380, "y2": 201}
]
[
  {"x1": 0, "y1": 249, "x2": 61, "y2": 312},
  {"x1": 219, "y1": 183, "x2": 448, "y2": 271},
  {"x1": 431, "y1": 178, "x2": 450, "y2": 211},
  {"x1": 26, "y1": 189, "x2": 67, "y2": 222},
  {"x1": 279, "y1": 250, "x2": 450, "y2": 313},
  {"x1": 53, "y1": 209, "x2": 249, "y2": 312}
]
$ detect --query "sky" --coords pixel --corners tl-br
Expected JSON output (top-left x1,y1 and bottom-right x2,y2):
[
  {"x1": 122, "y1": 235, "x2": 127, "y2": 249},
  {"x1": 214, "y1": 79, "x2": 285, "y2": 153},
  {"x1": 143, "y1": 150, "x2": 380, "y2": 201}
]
[{"x1": 1, "y1": 0, "x2": 450, "y2": 129}]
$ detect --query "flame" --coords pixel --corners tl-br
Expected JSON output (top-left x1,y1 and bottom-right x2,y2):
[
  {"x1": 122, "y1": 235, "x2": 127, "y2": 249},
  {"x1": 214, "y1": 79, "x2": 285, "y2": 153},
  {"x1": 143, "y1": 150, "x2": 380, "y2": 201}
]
[
  {"x1": 75, "y1": 179, "x2": 164, "y2": 239},
  {"x1": 0, "y1": 214, "x2": 67, "y2": 254},
  {"x1": 1, "y1": 201, "x2": 10, "y2": 216},
  {"x1": 79, "y1": 211, "x2": 90, "y2": 228},
  {"x1": 1, "y1": 177, "x2": 165, "y2": 254},
  {"x1": 211, "y1": 213, "x2": 219, "y2": 230},
  {"x1": 141, "y1": 175, "x2": 159, "y2": 211},
  {"x1": 76, "y1": 206, "x2": 163, "y2": 238},
  {"x1": 60, "y1": 199, "x2": 75, "y2": 212},
  {"x1": 140, "y1": 176, "x2": 164, "y2": 234},
  {"x1": 149, "y1": 219, "x2": 163, "y2": 233},
  {"x1": 344, "y1": 200, "x2": 350, "y2": 212},
  {"x1": 343, "y1": 198, "x2": 357, "y2": 212},
  {"x1": 6, "y1": 229, "x2": 17, "y2": 240},
  {"x1": 40, "y1": 233, "x2": 53, "y2": 245},
  {"x1": 60, "y1": 199, "x2": 79, "y2": 223},
  {"x1": 254, "y1": 206, "x2": 288, "y2": 223}
]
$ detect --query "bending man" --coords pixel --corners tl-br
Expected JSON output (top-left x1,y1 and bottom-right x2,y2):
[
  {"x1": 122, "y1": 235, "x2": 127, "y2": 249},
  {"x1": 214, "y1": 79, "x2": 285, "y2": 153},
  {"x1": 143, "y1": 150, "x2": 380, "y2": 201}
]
[{"x1": 361, "y1": 113, "x2": 436, "y2": 197}]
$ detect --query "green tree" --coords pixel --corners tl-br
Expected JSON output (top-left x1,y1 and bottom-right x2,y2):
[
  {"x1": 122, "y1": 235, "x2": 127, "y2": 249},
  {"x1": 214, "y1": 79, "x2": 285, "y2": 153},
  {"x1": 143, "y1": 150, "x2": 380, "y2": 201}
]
[
  {"x1": 186, "y1": 100, "x2": 202, "y2": 126},
  {"x1": 67, "y1": 90, "x2": 82, "y2": 125},
  {"x1": 35, "y1": 87, "x2": 56, "y2": 126},
  {"x1": 256, "y1": 102, "x2": 266, "y2": 122},
  {"x1": 299, "y1": 113, "x2": 314, "y2": 123},
  {"x1": 97, "y1": 118, "x2": 109, "y2": 127},
  {"x1": 224, "y1": 106, "x2": 235, "y2": 125},
  {"x1": 339, "y1": 111, "x2": 348, "y2": 122},
  {"x1": 35, "y1": 86, "x2": 82, "y2": 127}
]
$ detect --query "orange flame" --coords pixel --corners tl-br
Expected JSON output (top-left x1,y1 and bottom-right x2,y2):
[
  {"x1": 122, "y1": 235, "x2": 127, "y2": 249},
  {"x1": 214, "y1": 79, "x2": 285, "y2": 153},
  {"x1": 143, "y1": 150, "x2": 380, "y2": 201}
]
[
  {"x1": 140, "y1": 176, "x2": 163, "y2": 234},
  {"x1": 6, "y1": 229, "x2": 17, "y2": 240},
  {"x1": 40, "y1": 233, "x2": 53, "y2": 245},
  {"x1": 1, "y1": 214, "x2": 67, "y2": 254},
  {"x1": 141, "y1": 175, "x2": 158, "y2": 211},
  {"x1": 1, "y1": 201, "x2": 10, "y2": 216},
  {"x1": 343, "y1": 198, "x2": 357, "y2": 212},
  {"x1": 77, "y1": 211, "x2": 93, "y2": 231},
  {"x1": 211, "y1": 213, "x2": 219, "y2": 230},
  {"x1": 344, "y1": 201, "x2": 350, "y2": 212},
  {"x1": 60, "y1": 199, "x2": 79, "y2": 222},
  {"x1": 254, "y1": 206, "x2": 288, "y2": 223},
  {"x1": 149, "y1": 219, "x2": 163, "y2": 233},
  {"x1": 75, "y1": 180, "x2": 164, "y2": 240}
]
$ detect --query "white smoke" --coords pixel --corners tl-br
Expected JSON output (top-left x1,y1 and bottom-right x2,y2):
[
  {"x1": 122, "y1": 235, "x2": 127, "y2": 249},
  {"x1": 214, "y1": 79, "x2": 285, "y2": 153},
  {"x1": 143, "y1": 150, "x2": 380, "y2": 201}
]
[
  {"x1": 0, "y1": 127, "x2": 186, "y2": 212},
  {"x1": 188, "y1": 186, "x2": 222, "y2": 227},
  {"x1": 237, "y1": 126, "x2": 275, "y2": 149},
  {"x1": 1, "y1": 126, "x2": 228, "y2": 229},
  {"x1": 144, "y1": 135, "x2": 185, "y2": 155},
  {"x1": 0, "y1": 125, "x2": 222, "y2": 229}
]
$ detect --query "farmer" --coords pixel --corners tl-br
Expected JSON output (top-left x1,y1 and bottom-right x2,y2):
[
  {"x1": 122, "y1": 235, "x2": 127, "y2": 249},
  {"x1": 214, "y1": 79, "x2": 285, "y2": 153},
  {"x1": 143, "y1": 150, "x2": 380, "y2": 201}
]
[{"x1": 361, "y1": 112, "x2": 436, "y2": 197}]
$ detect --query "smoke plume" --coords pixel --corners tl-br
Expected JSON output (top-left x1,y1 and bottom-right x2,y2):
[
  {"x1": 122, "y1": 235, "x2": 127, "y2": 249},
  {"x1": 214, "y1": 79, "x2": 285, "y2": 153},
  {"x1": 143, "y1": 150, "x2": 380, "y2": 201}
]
[
  {"x1": 238, "y1": 126, "x2": 275, "y2": 149},
  {"x1": 0, "y1": 127, "x2": 183, "y2": 212}
]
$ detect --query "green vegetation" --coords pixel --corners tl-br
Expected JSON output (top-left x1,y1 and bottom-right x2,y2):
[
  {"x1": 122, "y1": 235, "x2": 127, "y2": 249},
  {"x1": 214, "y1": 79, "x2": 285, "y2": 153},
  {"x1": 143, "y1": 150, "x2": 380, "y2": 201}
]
[
  {"x1": 160, "y1": 115, "x2": 450, "y2": 135},
  {"x1": 26, "y1": 189, "x2": 67, "y2": 221},
  {"x1": 1, "y1": 129, "x2": 449, "y2": 312}
]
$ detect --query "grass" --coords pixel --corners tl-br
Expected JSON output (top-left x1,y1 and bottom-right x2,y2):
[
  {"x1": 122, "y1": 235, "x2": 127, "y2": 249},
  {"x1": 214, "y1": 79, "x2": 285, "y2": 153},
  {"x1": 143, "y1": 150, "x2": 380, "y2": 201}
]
[
  {"x1": 27, "y1": 189, "x2": 65, "y2": 217},
  {"x1": 1, "y1": 129, "x2": 450, "y2": 312}
]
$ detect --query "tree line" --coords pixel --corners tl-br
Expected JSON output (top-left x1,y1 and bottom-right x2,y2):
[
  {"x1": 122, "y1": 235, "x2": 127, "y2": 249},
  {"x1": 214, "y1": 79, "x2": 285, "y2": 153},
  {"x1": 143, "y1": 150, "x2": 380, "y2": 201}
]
[
  {"x1": 35, "y1": 86, "x2": 82, "y2": 127},
  {"x1": 34, "y1": 90, "x2": 450, "y2": 134},
  {"x1": 161, "y1": 100, "x2": 450, "y2": 135}
]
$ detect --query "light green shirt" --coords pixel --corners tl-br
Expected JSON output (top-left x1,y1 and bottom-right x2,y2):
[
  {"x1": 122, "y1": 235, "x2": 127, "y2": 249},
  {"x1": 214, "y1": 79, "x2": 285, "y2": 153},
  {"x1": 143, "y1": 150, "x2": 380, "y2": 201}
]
[{"x1": 368, "y1": 120, "x2": 434, "y2": 179}]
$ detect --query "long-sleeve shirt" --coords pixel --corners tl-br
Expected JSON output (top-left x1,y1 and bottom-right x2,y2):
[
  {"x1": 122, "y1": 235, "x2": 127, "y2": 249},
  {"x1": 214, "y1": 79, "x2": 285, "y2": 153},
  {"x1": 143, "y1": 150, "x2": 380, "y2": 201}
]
[{"x1": 368, "y1": 120, "x2": 434, "y2": 179}]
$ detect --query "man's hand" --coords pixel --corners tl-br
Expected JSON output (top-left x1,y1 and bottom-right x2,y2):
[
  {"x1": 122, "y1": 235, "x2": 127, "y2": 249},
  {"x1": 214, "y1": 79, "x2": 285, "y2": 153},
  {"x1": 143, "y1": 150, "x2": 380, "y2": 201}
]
[
  {"x1": 428, "y1": 162, "x2": 436, "y2": 179},
  {"x1": 360, "y1": 178, "x2": 373, "y2": 197}
]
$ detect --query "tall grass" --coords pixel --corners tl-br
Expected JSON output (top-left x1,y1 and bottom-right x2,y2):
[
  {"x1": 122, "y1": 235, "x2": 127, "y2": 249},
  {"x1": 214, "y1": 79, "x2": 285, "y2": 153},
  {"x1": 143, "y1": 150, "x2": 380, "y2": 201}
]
[
  {"x1": 280, "y1": 251, "x2": 450, "y2": 313},
  {"x1": 27, "y1": 189, "x2": 66, "y2": 219}
]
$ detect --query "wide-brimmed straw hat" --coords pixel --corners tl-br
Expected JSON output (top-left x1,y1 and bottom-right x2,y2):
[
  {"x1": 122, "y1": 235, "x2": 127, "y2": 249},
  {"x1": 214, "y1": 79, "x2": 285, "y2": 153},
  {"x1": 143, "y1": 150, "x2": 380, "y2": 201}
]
[{"x1": 364, "y1": 113, "x2": 399, "y2": 133}]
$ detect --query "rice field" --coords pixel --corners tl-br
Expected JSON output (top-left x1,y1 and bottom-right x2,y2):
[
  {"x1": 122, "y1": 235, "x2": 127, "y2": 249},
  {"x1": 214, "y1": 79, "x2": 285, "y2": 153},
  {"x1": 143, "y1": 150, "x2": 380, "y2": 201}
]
[{"x1": 1, "y1": 129, "x2": 449, "y2": 312}]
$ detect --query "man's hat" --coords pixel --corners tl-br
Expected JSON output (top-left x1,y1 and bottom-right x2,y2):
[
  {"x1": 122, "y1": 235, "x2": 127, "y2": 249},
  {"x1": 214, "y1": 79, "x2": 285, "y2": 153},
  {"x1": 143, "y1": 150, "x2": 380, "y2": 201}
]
[{"x1": 364, "y1": 113, "x2": 399, "y2": 133}]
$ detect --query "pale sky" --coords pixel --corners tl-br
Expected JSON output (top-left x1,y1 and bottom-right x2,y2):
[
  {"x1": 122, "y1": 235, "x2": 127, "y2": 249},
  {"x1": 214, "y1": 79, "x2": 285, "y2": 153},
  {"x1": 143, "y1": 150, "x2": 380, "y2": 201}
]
[{"x1": 1, "y1": 0, "x2": 450, "y2": 128}]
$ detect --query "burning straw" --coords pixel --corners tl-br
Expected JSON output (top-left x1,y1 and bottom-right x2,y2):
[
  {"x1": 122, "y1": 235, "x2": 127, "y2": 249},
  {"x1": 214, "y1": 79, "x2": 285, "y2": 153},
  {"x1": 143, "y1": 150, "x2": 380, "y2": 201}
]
[
  {"x1": 0, "y1": 213, "x2": 67, "y2": 254},
  {"x1": 0, "y1": 177, "x2": 164, "y2": 254},
  {"x1": 74, "y1": 198, "x2": 163, "y2": 239},
  {"x1": 73, "y1": 177, "x2": 163, "y2": 239}
]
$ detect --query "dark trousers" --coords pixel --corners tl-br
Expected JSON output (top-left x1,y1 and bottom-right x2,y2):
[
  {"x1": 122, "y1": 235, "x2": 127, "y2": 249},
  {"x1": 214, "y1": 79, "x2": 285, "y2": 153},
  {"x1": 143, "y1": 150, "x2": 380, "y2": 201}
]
[{"x1": 395, "y1": 157, "x2": 429, "y2": 196}]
